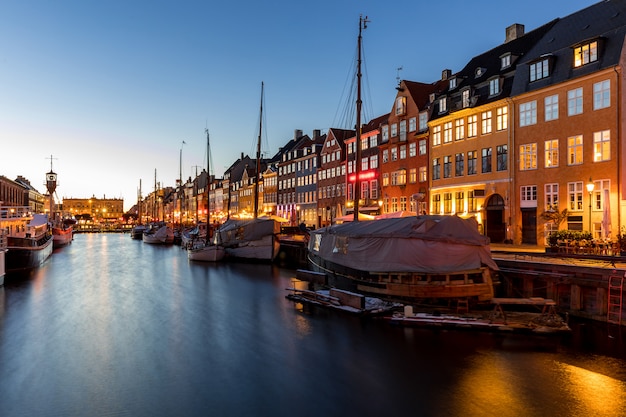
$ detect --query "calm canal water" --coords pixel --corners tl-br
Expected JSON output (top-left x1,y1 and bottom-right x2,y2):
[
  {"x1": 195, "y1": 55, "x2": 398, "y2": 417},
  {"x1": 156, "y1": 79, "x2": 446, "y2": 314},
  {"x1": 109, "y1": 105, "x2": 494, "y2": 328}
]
[{"x1": 1, "y1": 233, "x2": 625, "y2": 417}]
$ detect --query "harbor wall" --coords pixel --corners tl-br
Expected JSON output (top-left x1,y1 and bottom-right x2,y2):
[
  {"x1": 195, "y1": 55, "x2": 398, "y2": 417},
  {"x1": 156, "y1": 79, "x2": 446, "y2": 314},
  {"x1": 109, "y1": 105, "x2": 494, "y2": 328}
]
[{"x1": 495, "y1": 256, "x2": 624, "y2": 325}]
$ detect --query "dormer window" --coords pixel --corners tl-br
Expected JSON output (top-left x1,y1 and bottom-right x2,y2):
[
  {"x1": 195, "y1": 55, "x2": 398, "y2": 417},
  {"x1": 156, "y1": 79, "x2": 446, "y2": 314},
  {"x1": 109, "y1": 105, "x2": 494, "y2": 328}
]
[
  {"x1": 439, "y1": 97, "x2": 448, "y2": 113},
  {"x1": 573, "y1": 40, "x2": 598, "y2": 67},
  {"x1": 395, "y1": 96, "x2": 406, "y2": 116},
  {"x1": 449, "y1": 77, "x2": 457, "y2": 89},
  {"x1": 461, "y1": 89, "x2": 471, "y2": 108},
  {"x1": 475, "y1": 67, "x2": 485, "y2": 78},
  {"x1": 529, "y1": 56, "x2": 551, "y2": 81},
  {"x1": 489, "y1": 77, "x2": 501, "y2": 96},
  {"x1": 500, "y1": 53, "x2": 511, "y2": 69}
]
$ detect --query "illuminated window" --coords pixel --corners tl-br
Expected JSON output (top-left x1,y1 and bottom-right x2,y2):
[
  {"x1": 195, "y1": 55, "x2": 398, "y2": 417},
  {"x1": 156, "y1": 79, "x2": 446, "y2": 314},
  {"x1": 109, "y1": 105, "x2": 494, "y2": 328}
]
[
  {"x1": 455, "y1": 118, "x2": 465, "y2": 140},
  {"x1": 545, "y1": 139, "x2": 559, "y2": 168},
  {"x1": 567, "y1": 135, "x2": 583, "y2": 165},
  {"x1": 593, "y1": 130, "x2": 610, "y2": 162},
  {"x1": 496, "y1": 106, "x2": 508, "y2": 131},
  {"x1": 519, "y1": 143, "x2": 537, "y2": 171},
  {"x1": 573, "y1": 41, "x2": 597, "y2": 67}
]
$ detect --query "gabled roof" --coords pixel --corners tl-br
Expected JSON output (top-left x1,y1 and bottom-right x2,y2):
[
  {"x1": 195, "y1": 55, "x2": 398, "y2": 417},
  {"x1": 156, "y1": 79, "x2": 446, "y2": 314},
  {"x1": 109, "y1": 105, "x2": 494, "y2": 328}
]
[
  {"x1": 402, "y1": 80, "x2": 442, "y2": 110},
  {"x1": 512, "y1": 0, "x2": 626, "y2": 95},
  {"x1": 363, "y1": 113, "x2": 389, "y2": 134}
]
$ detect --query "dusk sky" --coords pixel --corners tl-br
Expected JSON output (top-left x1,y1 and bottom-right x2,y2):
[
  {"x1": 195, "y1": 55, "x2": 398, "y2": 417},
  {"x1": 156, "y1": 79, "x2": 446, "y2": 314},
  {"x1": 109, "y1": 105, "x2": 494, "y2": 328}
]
[{"x1": 1, "y1": 0, "x2": 594, "y2": 212}]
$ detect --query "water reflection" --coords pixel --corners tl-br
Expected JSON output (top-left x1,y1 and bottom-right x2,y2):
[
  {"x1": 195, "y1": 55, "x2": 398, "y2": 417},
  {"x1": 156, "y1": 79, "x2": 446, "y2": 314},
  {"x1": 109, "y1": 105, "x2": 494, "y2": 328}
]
[{"x1": 0, "y1": 233, "x2": 624, "y2": 417}]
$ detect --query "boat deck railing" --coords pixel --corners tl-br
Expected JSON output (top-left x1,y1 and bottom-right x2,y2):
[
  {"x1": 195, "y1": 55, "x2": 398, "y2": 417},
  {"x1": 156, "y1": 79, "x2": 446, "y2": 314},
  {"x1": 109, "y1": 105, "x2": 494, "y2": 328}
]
[
  {"x1": 0, "y1": 206, "x2": 32, "y2": 219},
  {"x1": 0, "y1": 228, "x2": 7, "y2": 249}
]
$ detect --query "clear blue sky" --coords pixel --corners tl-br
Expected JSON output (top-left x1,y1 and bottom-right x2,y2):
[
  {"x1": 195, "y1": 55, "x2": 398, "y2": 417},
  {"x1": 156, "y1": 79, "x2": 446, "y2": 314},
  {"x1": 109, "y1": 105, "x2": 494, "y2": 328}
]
[{"x1": 0, "y1": 0, "x2": 594, "y2": 212}]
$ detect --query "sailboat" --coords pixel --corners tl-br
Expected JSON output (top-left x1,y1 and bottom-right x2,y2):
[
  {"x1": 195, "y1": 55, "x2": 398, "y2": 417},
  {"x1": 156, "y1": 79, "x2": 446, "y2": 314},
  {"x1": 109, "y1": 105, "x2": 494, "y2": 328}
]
[
  {"x1": 215, "y1": 82, "x2": 281, "y2": 261},
  {"x1": 306, "y1": 16, "x2": 498, "y2": 304},
  {"x1": 188, "y1": 129, "x2": 226, "y2": 262}
]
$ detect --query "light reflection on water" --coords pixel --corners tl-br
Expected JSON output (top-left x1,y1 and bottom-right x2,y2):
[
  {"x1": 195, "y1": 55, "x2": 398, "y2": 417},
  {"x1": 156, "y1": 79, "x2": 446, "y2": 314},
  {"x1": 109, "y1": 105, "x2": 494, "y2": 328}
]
[{"x1": 0, "y1": 233, "x2": 624, "y2": 417}]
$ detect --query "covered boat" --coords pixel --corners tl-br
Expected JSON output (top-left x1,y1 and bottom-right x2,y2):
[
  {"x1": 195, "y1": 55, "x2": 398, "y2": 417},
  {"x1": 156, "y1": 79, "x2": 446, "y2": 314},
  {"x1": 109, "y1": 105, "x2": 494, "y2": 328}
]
[
  {"x1": 216, "y1": 217, "x2": 281, "y2": 261},
  {"x1": 307, "y1": 215, "x2": 498, "y2": 303},
  {"x1": 142, "y1": 223, "x2": 174, "y2": 244},
  {"x1": 52, "y1": 218, "x2": 74, "y2": 248}
]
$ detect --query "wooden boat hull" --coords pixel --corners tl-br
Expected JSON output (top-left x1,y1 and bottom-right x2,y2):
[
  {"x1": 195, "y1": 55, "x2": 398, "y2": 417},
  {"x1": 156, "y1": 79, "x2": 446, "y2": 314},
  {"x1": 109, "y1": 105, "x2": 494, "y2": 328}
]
[
  {"x1": 308, "y1": 252, "x2": 495, "y2": 303},
  {"x1": 224, "y1": 235, "x2": 280, "y2": 261}
]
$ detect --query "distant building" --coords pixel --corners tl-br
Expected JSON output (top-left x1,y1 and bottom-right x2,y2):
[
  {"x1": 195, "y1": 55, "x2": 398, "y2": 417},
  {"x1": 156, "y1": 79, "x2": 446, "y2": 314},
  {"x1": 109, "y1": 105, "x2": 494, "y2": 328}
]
[{"x1": 63, "y1": 196, "x2": 124, "y2": 221}]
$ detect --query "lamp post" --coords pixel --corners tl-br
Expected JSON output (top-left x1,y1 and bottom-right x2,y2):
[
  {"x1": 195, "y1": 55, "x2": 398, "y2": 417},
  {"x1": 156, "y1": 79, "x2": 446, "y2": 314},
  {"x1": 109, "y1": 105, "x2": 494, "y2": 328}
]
[{"x1": 586, "y1": 178, "x2": 595, "y2": 234}]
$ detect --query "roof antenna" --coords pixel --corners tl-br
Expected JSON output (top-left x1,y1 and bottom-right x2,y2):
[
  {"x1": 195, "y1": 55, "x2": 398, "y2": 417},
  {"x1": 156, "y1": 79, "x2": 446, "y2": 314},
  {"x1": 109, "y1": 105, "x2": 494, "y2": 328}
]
[{"x1": 396, "y1": 66, "x2": 403, "y2": 85}]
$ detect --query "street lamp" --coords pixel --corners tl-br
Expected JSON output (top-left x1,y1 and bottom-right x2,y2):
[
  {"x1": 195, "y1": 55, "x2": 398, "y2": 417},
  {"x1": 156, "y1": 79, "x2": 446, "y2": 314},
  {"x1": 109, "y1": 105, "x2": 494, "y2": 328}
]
[{"x1": 586, "y1": 178, "x2": 595, "y2": 234}]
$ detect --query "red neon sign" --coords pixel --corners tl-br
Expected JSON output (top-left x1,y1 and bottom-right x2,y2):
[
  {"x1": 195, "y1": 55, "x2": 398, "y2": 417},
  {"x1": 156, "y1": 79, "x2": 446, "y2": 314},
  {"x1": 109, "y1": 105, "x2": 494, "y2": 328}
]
[{"x1": 348, "y1": 171, "x2": 378, "y2": 182}]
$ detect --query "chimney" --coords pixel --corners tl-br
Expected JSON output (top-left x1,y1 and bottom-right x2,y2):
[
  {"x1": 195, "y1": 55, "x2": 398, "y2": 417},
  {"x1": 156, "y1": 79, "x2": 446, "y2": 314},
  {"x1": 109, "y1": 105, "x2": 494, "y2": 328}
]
[
  {"x1": 441, "y1": 69, "x2": 452, "y2": 80},
  {"x1": 294, "y1": 129, "x2": 303, "y2": 140},
  {"x1": 313, "y1": 129, "x2": 321, "y2": 139},
  {"x1": 505, "y1": 24, "x2": 524, "y2": 43},
  {"x1": 241, "y1": 152, "x2": 244, "y2": 161}
]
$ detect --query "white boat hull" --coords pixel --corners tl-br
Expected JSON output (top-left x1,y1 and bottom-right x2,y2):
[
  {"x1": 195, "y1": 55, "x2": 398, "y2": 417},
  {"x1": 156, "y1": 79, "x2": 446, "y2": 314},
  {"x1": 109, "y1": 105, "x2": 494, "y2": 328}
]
[{"x1": 224, "y1": 235, "x2": 280, "y2": 261}]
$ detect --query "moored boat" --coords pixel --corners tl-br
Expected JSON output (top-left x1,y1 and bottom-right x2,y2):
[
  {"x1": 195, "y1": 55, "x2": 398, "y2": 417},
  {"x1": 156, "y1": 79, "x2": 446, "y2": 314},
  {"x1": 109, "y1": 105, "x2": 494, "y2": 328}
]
[
  {"x1": 142, "y1": 223, "x2": 175, "y2": 244},
  {"x1": 52, "y1": 218, "x2": 74, "y2": 248},
  {"x1": 1, "y1": 209, "x2": 53, "y2": 273},
  {"x1": 307, "y1": 215, "x2": 498, "y2": 304},
  {"x1": 217, "y1": 217, "x2": 281, "y2": 261},
  {"x1": 130, "y1": 224, "x2": 147, "y2": 239}
]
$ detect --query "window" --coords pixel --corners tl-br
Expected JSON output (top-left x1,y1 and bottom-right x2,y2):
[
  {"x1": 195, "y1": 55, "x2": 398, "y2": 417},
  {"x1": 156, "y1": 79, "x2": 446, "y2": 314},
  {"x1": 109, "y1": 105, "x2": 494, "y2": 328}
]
[
  {"x1": 545, "y1": 183, "x2": 559, "y2": 211},
  {"x1": 409, "y1": 142, "x2": 416, "y2": 157},
  {"x1": 455, "y1": 153, "x2": 464, "y2": 176},
  {"x1": 545, "y1": 139, "x2": 559, "y2": 168},
  {"x1": 567, "y1": 135, "x2": 583, "y2": 165},
  {"x1": 467, "y1": 151, "x2": 477, "y2": 175},
  {"x1": 481, "y1": 148, "x2": 492, "y2": 173},
  {"x1": 419, "y1": 139, "x2": 427, "y2": 155},
  {"x1": 443, "y1": 122, "x2": 453, "y2": 143},
  {"x1": 443, "y1": 193, "x2": 452, "y2": 214},
  {"x1": 501, "y1": 54, "x2": 511, "y2": 69},
  {"x1": 432, "y1": 125, "x2": 441, "y2": 146},
  {"x1": 545, "y1": 95, "x2": 559, "y2": 121},
  {"x1": 418, "y1": 112, "x2": 428, "y2": 131},
  {"x1": 419, "y1": 166, "x2": 427, "y2": 182},
  {"x1": 369, "y1": 136, "x2": 377, "y2": 148},
  {"x1": 391, "y1": 197, "x2": 398, "y2": 213},
  {"x1": 382, "y1": 173, "x2": 389, "y2": 187},
  {"x1": 468, "y1": 190, "x2": 477, "y2": 212},
  {"x1": 462, "y1": 89, "x2": 470, "y2": 108},
  {"x1": 593, "y1": 80, "x2": 610, "y2": 110},
  {"x1": 432, "y1": 158, "x2": 441, "y2": 180},
  {"x1": 593, "y1": 130, "x2": 610, "y2": 162},
  {"x1": 382, "y1": 149, "x2": 389, "y2": 163},
  {"x1": 391, "y1": 147, "x2": 398, "y2": 161},
  {"x1": 519, "y1": 143, "x2": 537, "y2": 171},
  {"x1": 519, "y1": 101, "x2": 537, "y2": 126},
  {"x1": 530, "y1": 58, "x2": 550, "y2": 81},
  {"x1": 455, "y1": 191, "x2": 464, "y2": 213},
  {"x1": 439, "y1": 97, "x2": 447, "y2": 113},
  {"x1": 361, "y1": 137, "x2": 368, "y2": 150},
  {"x1": 369, "y1": 154, "x2": 378, "y2": 169},
  {"x1": 409, "y1": 168, "x2": 417, "y2": 183},
  {"x1": 400, "y1": 196, "x2": 407, "y2": 211},
  {"x1": 489, "y1": 78, "x2": 500, "y2": 96},
  {"x1": 391, "y1": 123, "x2": 397, "y2": 137},
  {"x1": 568, "y1": 88, "x2": 583, "y2": 116},
  {"x1": 399, "y1": 120, "x2": 407, "y2": 141},
  {"x1": 361, "y1": 157, "x2": 368, "y2": 171},
  {"x1": 496, "y1": 106, "x2": 508, "y2": 131},
  {"x1": 455, "y1": 118, "x2": 465, "y2": 140},
  {"x1": 432, "y1": 194, "x2": 441, "y2": 214},
  {"x1": 409, "y1": 117, "x2": 417, "y2": 132},
  {"x1": 496, "y1": 145, "x2": 507, "y2": 171},
  {"x1": 568, "y1": 181, "x2": 583, "y2": 211},
  {"x1": 468, "y1": 115, "x2": 477, "y2": 137},
  {"x1": 481, "y1": 111, "x2": 492, "y2": 134},
  {"x1": 395, "y1": 96, "x2": 406, "y2": 115},
  {"x1": 574, "y1": 41, "x2": 598, "y2": 67},
  {"x1": 449, "y1": 78, "x2": 457, "y2": 89},
  {"x1": 399, "y1": 144, "x2": 407, "y2": 159},
  {"x1": 370, "y1": 180, "x2": 378, "y2": 199},
  {"x1": 382, "y1": 125, "x2": 389, "y2": 142},
  {"x1": 520, "y1": 185, "x2": 537, "y2": 206},
  {"x1": 443, "y1": 155, "x2": 452, "y2": 178}
]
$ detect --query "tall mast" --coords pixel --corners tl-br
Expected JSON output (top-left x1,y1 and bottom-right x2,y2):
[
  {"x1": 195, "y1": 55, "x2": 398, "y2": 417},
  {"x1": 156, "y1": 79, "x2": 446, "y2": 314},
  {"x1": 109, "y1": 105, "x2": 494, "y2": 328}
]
[
  {"x1": 179, "y1": 140, "x2": 185, "y2": 227},
  {"x1": 205, "y1": 128, "x2": 211, "y2": 243},
  {"x1": 354, "y1": 15, "x2": 368, "y2": 222},
  {"x1": 254, "y1": 81, "x2": 263, "y2": 219}
]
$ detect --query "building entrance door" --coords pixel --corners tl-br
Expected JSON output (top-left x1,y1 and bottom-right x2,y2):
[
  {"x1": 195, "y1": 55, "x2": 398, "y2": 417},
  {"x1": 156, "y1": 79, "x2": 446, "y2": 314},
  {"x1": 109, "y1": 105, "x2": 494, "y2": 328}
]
[{"x1": 485, "y1": 194, "x2": 505, "y2": 243}]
